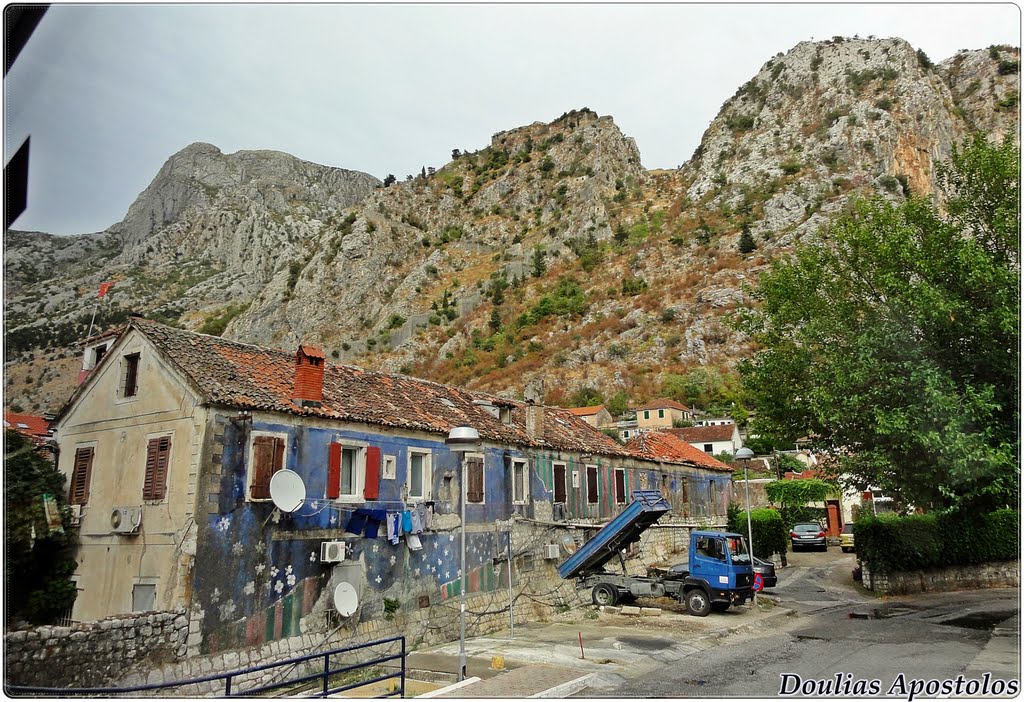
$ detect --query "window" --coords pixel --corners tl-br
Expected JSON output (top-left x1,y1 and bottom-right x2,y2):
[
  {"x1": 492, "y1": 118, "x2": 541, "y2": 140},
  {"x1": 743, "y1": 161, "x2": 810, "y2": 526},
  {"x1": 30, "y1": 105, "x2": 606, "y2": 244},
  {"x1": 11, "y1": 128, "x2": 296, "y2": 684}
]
[
  {"x1": 93, "y1": 344, "x2": 107, "y2": 366},
  {"x1": 643, "y1": 411, "x2": 650, "y2": 420},
  {"x1": 328, "y1": 443, "x2": 372, "y2": 500},
  {"x1": 249, "y1": 434, "x2": 285, "y2": 500},
  {"x1": 614, "y1": 469, "x2": 626, "y2": 504},
  {"x1": 703, "y1": 444, "x2": 713, "y2": 453},
  {"x1": 512, "y1": 459, "x2": 528, "y2": 504},
  {"x1": 622, "y1": 430, "x2": 630, "y2": 439},
  {"x1": 122, "y1": 353, "x2": 140, "y2": 398},
  {"x1": 408, "y1": 450, "x2": 431, "y2": 500},
  {"x1": 143, "y1": 435, "x2": 171, "y2": 501},
  {"x1": 553, "y1": 462, "x2": 567, "y2": 503},
  {"x1": 586, "y1": 465, "x2": 598, "y2": 503},
  {"x1": 132, "y1": 583, "x2": 156, "y2": 612},
  {"x1": 466, "y1": 455, "x2": 484, "y2": 503},
  {"x1": 658, "y1": 409, "x2": 665, "y2": 419},
  {"x1": 69, "y1": 446, "x2": 94, "y2": 505}
]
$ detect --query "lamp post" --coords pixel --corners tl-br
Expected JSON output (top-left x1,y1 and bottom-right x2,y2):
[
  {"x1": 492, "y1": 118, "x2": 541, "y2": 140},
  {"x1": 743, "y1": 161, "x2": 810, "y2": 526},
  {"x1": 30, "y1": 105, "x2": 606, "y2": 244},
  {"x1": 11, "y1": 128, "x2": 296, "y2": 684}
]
[
  {"x1": 445, "y1": 425, "x2": 480, "y2": 682},
  {"x1": 734, "y1": 447, "x2": 757, "y2": 606}
]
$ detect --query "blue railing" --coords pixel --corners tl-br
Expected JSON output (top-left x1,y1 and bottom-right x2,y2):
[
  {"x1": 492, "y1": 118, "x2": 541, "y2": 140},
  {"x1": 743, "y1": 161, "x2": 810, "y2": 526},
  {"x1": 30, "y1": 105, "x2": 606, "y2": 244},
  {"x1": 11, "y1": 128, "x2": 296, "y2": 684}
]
[{"x1": 7, "y1": 634, "x2": 405, "y2": 698}]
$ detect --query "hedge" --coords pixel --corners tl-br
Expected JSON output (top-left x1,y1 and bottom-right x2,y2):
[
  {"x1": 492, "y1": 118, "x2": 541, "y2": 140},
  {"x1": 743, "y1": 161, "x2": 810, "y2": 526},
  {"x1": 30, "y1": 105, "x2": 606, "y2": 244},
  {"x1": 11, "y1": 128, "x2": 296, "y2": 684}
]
[
  {"x1": 855, "y1": 509, "x2": 1019, "y2": 574},
  {"x1": 728, "y1": 503, "x2": 788, "y2": 559}
]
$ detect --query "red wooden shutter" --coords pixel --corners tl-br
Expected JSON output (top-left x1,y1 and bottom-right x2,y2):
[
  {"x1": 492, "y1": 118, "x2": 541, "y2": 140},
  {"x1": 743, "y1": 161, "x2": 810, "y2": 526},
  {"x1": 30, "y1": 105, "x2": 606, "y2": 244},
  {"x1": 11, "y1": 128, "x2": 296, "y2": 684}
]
[
  {"x1": 273, "y1": 437, "x2": 285, "y2": 476},
  {"x1": 327, "y1": 442, "x2": 341, "y2": 499},
  {"x1": 364, "y1": 446, "x2": 381, "y2": 500},
  {"x1": 70, "y1": 447, "x2": 94, "y2": 505},
  {"x1": 143, "y1": 436, "x2": 171, "y2": 501},
  {"x1": 250, "y1": 436, "x2": 275, "y2": 499},
  {"x1": 466, "y1": 456, "x2": 484, "y2": 503}
]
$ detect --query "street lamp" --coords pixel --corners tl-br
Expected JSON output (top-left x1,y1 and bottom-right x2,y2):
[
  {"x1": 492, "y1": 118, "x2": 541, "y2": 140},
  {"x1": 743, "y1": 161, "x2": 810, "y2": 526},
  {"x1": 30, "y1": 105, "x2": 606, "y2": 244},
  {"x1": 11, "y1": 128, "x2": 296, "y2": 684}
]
[
  {"x1": 734, "y1": 447, "x2": 757, "y2": 606},
  {"x1": 445, "y1": 425, "x2": 480, "y2": 681}
]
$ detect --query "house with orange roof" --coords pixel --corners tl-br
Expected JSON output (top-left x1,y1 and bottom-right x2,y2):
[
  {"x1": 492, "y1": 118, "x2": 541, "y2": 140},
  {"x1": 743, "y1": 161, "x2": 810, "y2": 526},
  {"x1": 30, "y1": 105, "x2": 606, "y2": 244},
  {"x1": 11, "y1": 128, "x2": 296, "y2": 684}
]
[
  {"x1": 566, "y1": 404, "x2": 613, "y2": 429},
  {"x1": 51, "y1": 317, "x2": 732, "y2": 659},
  {"x1": 635, "y1": 398, "x2": 694, "y2": 431},
  {"x1": 664, "y1": 423, "x2": 743, "y2": 457},
  {"x1": 4, "y1": 410, "x2": 52, "y2": 445}
]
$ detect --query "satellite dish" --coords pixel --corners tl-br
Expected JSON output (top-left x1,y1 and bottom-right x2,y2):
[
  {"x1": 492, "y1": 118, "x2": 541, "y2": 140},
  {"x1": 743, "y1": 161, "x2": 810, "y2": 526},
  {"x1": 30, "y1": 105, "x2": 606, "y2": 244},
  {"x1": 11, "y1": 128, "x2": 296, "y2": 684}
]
[
  {"x1": 269, "y1": 470, "x2": 306, "y2": 513},
  {"x1": 333, "y1": 582, "x2": 359, "y2": 617}
]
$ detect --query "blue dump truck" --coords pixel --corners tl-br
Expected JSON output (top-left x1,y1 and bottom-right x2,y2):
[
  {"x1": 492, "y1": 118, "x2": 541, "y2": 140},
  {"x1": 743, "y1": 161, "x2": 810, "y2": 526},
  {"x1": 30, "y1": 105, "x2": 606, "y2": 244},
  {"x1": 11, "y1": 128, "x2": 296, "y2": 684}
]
[{"x1": 557, "y1": 490, "x2": 754, "y2": 616}]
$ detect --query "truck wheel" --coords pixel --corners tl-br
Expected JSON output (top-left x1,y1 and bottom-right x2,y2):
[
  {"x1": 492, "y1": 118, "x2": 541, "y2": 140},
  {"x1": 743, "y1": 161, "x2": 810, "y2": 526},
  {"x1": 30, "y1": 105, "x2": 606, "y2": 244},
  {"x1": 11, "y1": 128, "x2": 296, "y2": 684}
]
[
  {"x1": 685, "y1": 589, "x2": 711, "y2": 617},
  {"x1": 711, "y1": 602, "x2": 730, "y2": 612},
  {"x1": 592, "y1": 583, "x2": 618, "y2": 606}
]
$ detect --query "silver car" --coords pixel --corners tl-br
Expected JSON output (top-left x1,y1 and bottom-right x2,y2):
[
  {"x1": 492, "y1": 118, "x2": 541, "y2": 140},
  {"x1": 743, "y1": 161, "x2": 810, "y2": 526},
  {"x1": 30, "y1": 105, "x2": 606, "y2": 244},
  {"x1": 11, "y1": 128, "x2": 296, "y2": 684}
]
[{"x1": 790, "y1": 522, "x2": 827, "y2": 551}]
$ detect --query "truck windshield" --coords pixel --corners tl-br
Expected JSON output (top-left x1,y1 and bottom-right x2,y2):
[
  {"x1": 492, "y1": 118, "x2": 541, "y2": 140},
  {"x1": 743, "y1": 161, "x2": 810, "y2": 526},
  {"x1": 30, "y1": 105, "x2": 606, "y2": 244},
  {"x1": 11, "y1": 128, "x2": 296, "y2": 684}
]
[{"x1": 726, "y1": 536, "x2": 750, "y2": 564}]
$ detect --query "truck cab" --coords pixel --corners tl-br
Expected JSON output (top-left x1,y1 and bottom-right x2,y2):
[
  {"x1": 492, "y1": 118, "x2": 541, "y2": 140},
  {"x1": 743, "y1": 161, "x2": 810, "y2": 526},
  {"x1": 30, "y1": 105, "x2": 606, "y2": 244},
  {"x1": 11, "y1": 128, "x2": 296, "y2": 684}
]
[{"x1": 675, "y1": 530, "x2": 754, "y2": 615}]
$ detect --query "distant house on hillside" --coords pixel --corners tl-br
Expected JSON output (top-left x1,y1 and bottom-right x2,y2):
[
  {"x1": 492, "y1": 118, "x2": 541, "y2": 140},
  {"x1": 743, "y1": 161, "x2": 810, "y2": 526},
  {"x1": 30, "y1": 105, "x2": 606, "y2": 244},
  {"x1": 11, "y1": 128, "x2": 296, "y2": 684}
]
[
  {"x1": 635, "y1": 398, "x2": 694, "y2": 431},
  {"x1": 4, "y1": 409, "x2": 52, "y2": 446},
  {"x1": 566, "y1": 405, "x2": 614, "y2": 429},
  {"x1": 664, "y1": 423, "x2": 743, "y2": 456}
]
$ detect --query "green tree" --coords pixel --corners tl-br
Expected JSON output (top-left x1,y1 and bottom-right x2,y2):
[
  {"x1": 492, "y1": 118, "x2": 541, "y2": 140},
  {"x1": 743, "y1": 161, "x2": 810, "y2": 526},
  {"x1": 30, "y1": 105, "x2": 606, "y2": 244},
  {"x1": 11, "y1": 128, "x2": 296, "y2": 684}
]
[
  {"x1": 738, "y1": 225, "x2": 757, "y2": 254},
  {"x1": 5, "y1": 430, "x2": 78, "y2": 624},
  {"x1": 740, "y1": 135, "x2": 1019, "y2": 511},
  {"x1": 606, "y1": 390, "x2": 630, "y2": 416},
  {"x1": 488, "y1": 307, "x2": 502, "y2": 333},
  {"x1": 530, "y1": 244, "x2": 547, "y2": 278}
]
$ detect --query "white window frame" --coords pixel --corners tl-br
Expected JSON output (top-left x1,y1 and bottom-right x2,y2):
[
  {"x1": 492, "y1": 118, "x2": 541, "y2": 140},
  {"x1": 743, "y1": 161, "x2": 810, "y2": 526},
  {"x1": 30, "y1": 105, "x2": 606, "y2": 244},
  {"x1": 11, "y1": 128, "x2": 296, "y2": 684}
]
[
  {"x1": 382, "y1": 454, "x2": 397, "y2": 480},
  {"x1": 511, "y1": 459, "x2": 528, "y2": 505},
  {"x1": 407, "y1": 449, "x2": 432, "y2": 500},
  {"x1": 246, "y1": 431, "x2": 289, "y2": 502},
  {"x1": 334, "y1": 440, "x2": 367, "y2": 503}
]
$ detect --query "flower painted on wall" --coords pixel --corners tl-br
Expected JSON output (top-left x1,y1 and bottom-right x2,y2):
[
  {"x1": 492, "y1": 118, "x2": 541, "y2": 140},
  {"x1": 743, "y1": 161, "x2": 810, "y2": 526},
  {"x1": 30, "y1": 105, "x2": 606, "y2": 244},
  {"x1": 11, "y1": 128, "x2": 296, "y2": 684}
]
[
  {"x1": 270, "y1": 566, "x2": 279, "y2": 579},
  {"x1": 285, "y1": 565, "x2": 293, "y2": 575},
  {"x1": 231, "y1": 542, "x2": 244, "y2": 556},
  {"x1": 217, "y1": 517, "x2": 230, "y2": 533},
  {"x1": 255, "y1": 563, "x2": 266, "y2": 575},
  {"x1": 310, "y1": 500, "x2": 319, "y2": 510},
  {"x1": 211, "y1": 587, "x2": 221, "y2": 604},
  {"x1": 389, "y1": 555, "x2": 396, "y2": 566},
  {"x1": 274, "y1": 580, "x2": 284, "y2": 594},
  {"x1": 271, "y1": 510, "x2": 281, "y2": 524},
  {"x1": 243, "y1": 581, "x2": 255, "y2": 596},
  {"x1": 219, "y1": 600, "x2": 236, "y2": 621},
  {"x1": 287, "y1": 573, "x2": 296, "y2": 587},
  {"x1": 309, "y1": 552, "x2": 317, "y2": 562},
  {"x1": 329, "y1": 515, "x2": 337, "y2": 526}
]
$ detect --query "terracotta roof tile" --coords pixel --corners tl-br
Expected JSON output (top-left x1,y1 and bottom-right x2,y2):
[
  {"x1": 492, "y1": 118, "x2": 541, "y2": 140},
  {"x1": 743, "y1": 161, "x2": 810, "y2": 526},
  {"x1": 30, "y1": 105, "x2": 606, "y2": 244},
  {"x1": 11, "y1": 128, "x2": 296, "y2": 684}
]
[
  {"x1": 4, "y1": 411, "x2": 52, "y2": 440},
  {"x1": 625, "y1": 431, "x2": 732, "y2": 473},
  {"x1": 567, "y1": 405, "x2": 605, "y2": 417},
  {"x1": 636, "y1": 397, "x2": 691, "y2": 412},
  {"x1": 664, "y1": 424, "x2": 736, "y2": 443},
  {"x1": 130, "y1": 319, "x2": 632, "y2": 458}
]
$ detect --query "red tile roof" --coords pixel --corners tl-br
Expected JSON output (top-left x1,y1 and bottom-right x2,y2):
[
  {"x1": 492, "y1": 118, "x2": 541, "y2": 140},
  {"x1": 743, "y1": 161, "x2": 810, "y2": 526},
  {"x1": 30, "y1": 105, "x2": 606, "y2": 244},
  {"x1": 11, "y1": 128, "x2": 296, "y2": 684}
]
[
  {"x1": 91, "y1": 319, "x2": 633, "y2": 458},
  {"x1": 664, "y1": 424, "x2": 736, "y2": 443},
  {"x1": 636, "y1": 398, "x2": 691, "y2": 412},
  {"x1": 4, "y1": 411, "x2": 52, "y2": 440},
  {"x1": 567, "y1": 405, "x2": 605, "y2": 417},
  {"x1": 624, "y1": 431, "x2": 732, "y2": 473}
]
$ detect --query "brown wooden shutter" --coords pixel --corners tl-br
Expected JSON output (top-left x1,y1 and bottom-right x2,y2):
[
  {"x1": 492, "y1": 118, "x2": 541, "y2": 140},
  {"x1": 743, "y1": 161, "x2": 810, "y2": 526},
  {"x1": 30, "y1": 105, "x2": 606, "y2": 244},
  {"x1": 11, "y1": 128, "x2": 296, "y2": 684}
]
[
  {"x1": 364, "y1": 446, "x2": 381, "y2": 500},
  {"x1": 614, "y1": 470, "x2": 626, "y2": 504},
  {"x1": 143, "y1": 436, "x2": 171, "y2": 501},
  {"x1": 250, "y1": 436, "x2": 277, "y2": 499},
  {"x1": 466, "y1": 456, "x2": 484, "y2": 503},
  {"x1": 70, "y1": 447, "x2": 94, "y2": 505},
  {"x1": 124, "y1": 353, "x2": 140, "y2": 397},
  {"x1": 553, "y1": 464, "x2": 566, "y2": 503},
  {"x1": 587, "y1": 466, "x2": 599, "y2": 503}
]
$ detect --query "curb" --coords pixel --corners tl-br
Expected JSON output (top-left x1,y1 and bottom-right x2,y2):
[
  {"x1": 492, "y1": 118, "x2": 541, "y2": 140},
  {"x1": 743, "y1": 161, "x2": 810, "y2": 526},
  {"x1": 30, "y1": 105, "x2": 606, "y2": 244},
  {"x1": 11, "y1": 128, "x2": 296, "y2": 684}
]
[
  {"x1": 415, "y1": 677, "x2": 482, "y2": 698},
  {"x1": 529, "y1": 673, "x2": 595, "y2": 698}
]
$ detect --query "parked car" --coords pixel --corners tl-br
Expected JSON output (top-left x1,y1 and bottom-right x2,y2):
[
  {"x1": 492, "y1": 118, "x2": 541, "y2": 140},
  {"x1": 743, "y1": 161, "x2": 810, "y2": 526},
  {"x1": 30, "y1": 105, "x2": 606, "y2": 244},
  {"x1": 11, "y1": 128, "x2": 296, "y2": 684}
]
[
  {"x1": 840, "y1": 523, "x2": 855, "y2": 553},
  {"x1": 790, "y1": 522, "x2": 827, "y2": 551},
  {"x1": 752, "y1": 556, "x2": 778, "y2": 588}
]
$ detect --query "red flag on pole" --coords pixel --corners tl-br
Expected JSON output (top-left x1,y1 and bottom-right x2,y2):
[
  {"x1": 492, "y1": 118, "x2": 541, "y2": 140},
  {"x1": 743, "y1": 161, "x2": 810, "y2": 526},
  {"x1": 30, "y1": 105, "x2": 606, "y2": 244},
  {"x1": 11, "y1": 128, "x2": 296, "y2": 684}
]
[{"x1": 98, "y1": 281, "x2": 115, "y2": 298}]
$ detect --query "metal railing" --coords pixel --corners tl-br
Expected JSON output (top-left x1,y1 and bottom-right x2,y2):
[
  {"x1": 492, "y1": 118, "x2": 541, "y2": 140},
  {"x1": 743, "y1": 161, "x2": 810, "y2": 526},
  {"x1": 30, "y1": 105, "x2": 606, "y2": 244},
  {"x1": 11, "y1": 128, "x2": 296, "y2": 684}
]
[{"x1": 7, "y1": 634, "x2": 405, "y2": 698}]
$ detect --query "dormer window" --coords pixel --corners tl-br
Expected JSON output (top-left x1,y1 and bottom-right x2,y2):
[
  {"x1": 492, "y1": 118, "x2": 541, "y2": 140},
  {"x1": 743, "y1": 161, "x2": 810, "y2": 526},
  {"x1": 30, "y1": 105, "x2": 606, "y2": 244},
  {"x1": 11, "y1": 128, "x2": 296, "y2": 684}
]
[
  {"x1": 93, "y1": 344, "x2": 107, "y2": 366},
  {"x1": 122, "y1": 353, "x2": 140, "y2": 398}
]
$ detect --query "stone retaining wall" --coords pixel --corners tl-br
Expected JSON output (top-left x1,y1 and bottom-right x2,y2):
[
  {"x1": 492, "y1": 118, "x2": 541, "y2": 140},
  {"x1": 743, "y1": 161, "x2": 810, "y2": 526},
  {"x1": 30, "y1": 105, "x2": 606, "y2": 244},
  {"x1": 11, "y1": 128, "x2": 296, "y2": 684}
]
[
  {"x1": 5, "y1": 610, "x2": 189, "y2": 688},
  {"x1": 861, "y1": 560, "x2": 1020, "y2": 595}
]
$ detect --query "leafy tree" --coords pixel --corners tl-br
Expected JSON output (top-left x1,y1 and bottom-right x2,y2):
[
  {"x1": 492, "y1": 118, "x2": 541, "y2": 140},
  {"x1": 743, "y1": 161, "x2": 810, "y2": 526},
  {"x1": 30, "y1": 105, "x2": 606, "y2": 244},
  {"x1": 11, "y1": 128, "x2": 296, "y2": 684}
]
[
  {"x1": 5, "y1": 430, "x2": 78, "y2": 624},
  {"x1": 569, "y1": 385, "x2": 604, "y2": 408},
  {"x1": 740, "y1": 135, "x2": 1019, "y2": 511},
  {"x1": 382, "y1": 174, "x2": 397, "y2": 187},
  {"x1": 605, "y1": 390, "x2": 630, "y2": 417},
  {"x1": 488, "y1": 307, "x2": 502, "y2": 333}
]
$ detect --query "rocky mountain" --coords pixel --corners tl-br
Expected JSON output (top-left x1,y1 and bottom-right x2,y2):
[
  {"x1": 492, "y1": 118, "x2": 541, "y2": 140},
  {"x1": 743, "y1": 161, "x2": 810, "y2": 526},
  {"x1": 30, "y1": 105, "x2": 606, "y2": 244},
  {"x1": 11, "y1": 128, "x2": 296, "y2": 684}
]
[{"x1": 4, "y1": 38, "x2": 1018, "y2": 415}]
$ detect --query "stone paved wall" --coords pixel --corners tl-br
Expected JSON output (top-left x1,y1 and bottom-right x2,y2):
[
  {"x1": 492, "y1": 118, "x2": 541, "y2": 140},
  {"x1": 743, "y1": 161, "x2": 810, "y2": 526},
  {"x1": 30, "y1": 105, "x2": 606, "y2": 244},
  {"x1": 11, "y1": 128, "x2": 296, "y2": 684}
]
[{"x1": 862, "y1": 560, "x2": 1020, "y2": 595}]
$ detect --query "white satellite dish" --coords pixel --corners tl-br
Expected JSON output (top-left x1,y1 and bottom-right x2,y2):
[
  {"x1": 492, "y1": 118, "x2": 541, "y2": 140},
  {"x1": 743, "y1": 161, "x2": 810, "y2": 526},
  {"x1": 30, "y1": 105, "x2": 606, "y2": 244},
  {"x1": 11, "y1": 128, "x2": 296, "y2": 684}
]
[
  {"x1": 333, "y1": 582, "x2": 359, "y2": 617},
  {"x1": 269, "y1": 470, "x2": 306, "y2": 513}
]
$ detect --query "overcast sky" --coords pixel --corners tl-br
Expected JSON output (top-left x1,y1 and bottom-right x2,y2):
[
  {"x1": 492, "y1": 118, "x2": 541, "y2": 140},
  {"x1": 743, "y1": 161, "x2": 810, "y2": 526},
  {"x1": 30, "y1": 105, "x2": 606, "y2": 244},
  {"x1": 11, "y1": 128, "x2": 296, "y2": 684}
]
[{"x1": 4, "y1": 2, "x2": 1020, "y2": 236}]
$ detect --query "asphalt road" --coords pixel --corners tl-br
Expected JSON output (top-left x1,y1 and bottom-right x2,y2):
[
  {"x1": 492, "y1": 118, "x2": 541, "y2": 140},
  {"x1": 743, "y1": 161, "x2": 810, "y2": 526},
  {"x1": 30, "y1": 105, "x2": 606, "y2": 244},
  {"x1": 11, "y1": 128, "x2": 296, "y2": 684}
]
[{"x1": 588, "y1": 549, "x2": 1021, "y2": 698}]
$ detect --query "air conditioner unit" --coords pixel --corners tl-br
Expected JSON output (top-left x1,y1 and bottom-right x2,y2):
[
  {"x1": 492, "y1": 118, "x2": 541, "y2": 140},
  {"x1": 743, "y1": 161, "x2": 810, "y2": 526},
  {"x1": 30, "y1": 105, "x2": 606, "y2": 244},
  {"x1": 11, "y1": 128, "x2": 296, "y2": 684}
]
[
  {"x1": 321, "y1": 541, "x2": 347, "y2": 563},
  {"x1": 543, "y1": 544, "x2": 561, "y2": 560},
  {"x1": 111, "y1": 506, "x2": 142, "y2": 534},
  {"x1": 68, "y1": 504, "x2": 82, "y2": 526}
]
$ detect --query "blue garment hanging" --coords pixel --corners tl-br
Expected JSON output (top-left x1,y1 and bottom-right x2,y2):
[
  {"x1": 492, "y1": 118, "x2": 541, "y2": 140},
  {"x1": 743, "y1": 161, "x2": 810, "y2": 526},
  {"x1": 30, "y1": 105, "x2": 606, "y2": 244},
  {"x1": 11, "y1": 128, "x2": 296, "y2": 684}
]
[{"x1": 401, "y1": 510, "x2": 413, "y2": 534}]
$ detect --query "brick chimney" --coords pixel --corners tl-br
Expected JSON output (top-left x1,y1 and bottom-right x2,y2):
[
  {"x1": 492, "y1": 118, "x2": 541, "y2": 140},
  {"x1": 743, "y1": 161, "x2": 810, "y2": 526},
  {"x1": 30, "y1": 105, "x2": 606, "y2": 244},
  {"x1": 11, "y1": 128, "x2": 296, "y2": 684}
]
[{"x1": 293, "y1": 345, "x2": 325, "y2": 407}]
